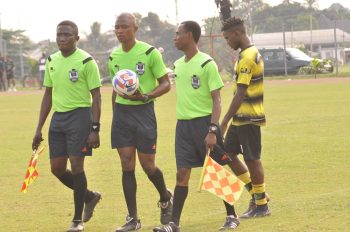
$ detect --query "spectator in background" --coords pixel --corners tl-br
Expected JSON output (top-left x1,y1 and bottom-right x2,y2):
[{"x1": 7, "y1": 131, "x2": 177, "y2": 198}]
[
  {"x1": 0, "y1": 55, "x2": 6, "y2": 91},
  {"x1": 38, "y1": 52, "x2": 46, "y2": 89},
  {"x1": 5, "y1": 56, "x2": 16, "y2": 92}
]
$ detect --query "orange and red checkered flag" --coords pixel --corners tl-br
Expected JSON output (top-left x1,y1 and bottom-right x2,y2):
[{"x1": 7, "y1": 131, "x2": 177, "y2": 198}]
[
  {"x1": 198, "y1": 154, "x2": 244, "y2": 205},
  {"x1": 21, "y1": 145, "x2": 45, "y2": 193}
]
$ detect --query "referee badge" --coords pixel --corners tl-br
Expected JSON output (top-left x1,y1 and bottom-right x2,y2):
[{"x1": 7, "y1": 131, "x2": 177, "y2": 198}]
[
  {"x1": 135, "y1": 62, "x2": 145, "y2": 75},
  {"x1": 69, "y1": 69, "x2": 79, "y2": 82},
  {"x1": 191, "y1": 75, "x2": 200, "y2": 89}
]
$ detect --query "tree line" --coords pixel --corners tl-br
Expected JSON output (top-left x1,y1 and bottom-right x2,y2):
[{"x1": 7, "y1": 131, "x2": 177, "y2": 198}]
[{"x1": 1, "y1": 1, "x2": 349, "y2": 82}]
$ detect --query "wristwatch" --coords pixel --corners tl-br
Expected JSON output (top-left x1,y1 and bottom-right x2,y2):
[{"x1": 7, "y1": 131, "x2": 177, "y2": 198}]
[
  {"x1": 208, "y1": 123, "x2": 218, "y2": 134},
  {"x1": 91, "y1": 122, "x2": 100, "y2": 132}
]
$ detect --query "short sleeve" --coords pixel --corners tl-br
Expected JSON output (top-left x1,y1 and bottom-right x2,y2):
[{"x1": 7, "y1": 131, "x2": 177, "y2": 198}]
[
  {"x1": 149, "y1": 49, "x2": 168, "y2": 79},
  {"x1": 43, "y1": 62, "x2": 52, "y2": 87},
  {"x1": 108, "y1": 57, "x2": 116, "y2": 81},
  {"x1": 84, "y1": 59, "x2": 101, "y2": 90},
  {"x1": 237, "y1": 58, "x2": 255, "y2": 86},
  {"x1": 205, "y1": 61, "x2": 224, "y2": 92}
]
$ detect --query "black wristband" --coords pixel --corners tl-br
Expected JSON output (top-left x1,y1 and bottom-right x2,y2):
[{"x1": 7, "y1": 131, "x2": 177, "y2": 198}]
[{"x1": 91, "y1": 122, "x2": 100, "y2": 132}]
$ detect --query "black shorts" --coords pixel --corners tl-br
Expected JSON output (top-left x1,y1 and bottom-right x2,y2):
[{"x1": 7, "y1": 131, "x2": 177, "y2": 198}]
[
  {"x1": 111, "y1": 102, "x2": 157, "y2": 154},
  {"x1": 175, "y1": 115, "x2": 226, "y2": 168},
  {"x1": 49, "y1": 107, "x2": 92, "y2": 158},
  {"x1": 224, "y1": 124, "x2": 262, "y2": 161}
]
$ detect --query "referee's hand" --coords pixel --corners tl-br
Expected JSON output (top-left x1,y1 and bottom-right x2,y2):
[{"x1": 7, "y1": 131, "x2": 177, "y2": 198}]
[
  {"x1": 87, "y1": 132, "x2": 100, "y2": 149},
  {"x1": 205, "y1": 133, "x2": 217, "y2": 151},
  {"x1": 119, "y1": 90, "x2": 145, "y2": 101},
  {"x1": 32, "y1": 131, "x2": 43, "y2": 150}
]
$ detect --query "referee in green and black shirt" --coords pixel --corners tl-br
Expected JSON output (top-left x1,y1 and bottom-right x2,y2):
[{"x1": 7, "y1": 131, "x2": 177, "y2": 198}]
[{"x1": 32, "y1": 20, "x2": 102, "y2": 232}]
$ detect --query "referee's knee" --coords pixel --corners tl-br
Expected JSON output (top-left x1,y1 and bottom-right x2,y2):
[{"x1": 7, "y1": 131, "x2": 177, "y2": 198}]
[
  {"x1": 143, "y1": 165, "x2": 157, "y2": 176},
  {"x1": 176, "y1": 168, "x2": 191, "y2": 186}
]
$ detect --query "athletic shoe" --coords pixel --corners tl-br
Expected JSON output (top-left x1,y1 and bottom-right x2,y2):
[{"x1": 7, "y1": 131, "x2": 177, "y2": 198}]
[
  {"x1": 219, "y1": 215, "x2": 240, "y2": 230},
  {"x1": 83, "y1": 191, "x2": 102, "y2": 222},
  {"x1": 158, "y1": 190, "x2": 173, "y2": 225},
  {"x1": 115, "y1": 216, "x2": 141, "y2": 232},
  {"x1": 241, "y1": 193, "x2": 270, "y2": 217},
  {"x1": 153, "y1": 222, "x2": 180, "y2": 232},
  {"x1": 67, "y1": 220, "x2": 84, "y2": 232},
  {"x1": 241, "y1": 198, "x2": 256, "y2": 217},
  {"x1": 240, "y1": 206, "x2": 271, "y2": 219}
]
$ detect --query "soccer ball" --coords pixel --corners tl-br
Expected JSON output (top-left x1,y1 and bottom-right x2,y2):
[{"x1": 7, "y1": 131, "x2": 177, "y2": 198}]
[{"x1": 112, "y1": 69, "x2": 139, "y2": 96}]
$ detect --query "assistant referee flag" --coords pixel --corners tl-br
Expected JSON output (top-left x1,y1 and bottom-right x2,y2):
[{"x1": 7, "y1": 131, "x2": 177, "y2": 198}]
[
  {"x1": 198, "y1": 155, "x2": 244, "y2": 205},
  {"x1": 21, "y1": 145, "x2": 45, "y2": 193}
]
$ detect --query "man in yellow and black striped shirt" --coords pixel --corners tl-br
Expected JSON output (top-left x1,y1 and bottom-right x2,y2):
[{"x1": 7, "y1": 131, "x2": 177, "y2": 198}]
[{"x1": 220, "y1": 16, "x2": 270, "y2": 218}]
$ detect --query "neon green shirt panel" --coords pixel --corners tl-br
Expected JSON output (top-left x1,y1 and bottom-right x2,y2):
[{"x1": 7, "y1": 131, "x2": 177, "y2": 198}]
[
  {"x1": 174, "y1": 52, "x2": 224, "y2": 120},
  {"x1": 44, "y1": 48, "x2": 101, "y2": 112},
  {"x1": 108, "y1": 41, "x2": 167, "y2": 105}
]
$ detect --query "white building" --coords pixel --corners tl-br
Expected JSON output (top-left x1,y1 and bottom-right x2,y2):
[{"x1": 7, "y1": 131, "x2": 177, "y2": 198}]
[{"x1": 252, "y1": 29, "x2": 350, "y2": 64}]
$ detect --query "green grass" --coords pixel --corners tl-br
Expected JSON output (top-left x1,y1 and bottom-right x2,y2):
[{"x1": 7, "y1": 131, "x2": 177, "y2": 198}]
[
  {"x1": 1, "y1": 79, "x2": 350, "y2": 231},
  {"x1": 257, "y1": 63, "x2": 350, "y2": 79}
]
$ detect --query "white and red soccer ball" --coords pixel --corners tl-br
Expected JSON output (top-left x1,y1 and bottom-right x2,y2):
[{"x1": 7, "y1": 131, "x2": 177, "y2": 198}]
[{"x1": 112, "y1": 69, "x2": 139, "y2": 96}]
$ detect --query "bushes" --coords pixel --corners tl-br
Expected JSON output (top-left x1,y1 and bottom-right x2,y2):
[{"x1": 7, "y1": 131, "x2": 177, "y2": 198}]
[{"x1": 299, "y1": 58, "x2": 334, "y2": 78}]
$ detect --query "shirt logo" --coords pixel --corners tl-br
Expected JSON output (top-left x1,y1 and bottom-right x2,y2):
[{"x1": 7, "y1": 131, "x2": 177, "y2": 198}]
[
  {"x1": 135, "y1": 62, "x2": 145, "y2": 75},
  {"x1": 240, "y1": 67, "x2": 251, "y2": 74},
  {"x1": 191, "y1": 75, "x2": 200, "y2": 89},
  {"x1": 69, "y1": 69, "x2": 79, "y2": 82}
]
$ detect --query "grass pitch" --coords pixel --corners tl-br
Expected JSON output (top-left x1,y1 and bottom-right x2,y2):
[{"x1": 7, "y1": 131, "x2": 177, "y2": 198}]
[{"x1": 0, "y1": 78, "x2": 349, "y2": 231}]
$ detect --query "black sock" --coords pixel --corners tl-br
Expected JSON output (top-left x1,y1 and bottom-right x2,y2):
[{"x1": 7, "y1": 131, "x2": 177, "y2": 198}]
[
  {"x1": 57, "y1": 170, "x2": 74, "y2": 188},
  {"x1": 57, "y1": 170, "x2": 94, "y2": 203},
  {"x1": 147, "y1": 168, "x2": 169, "y2": 202},
  {"x1": 172, "y1": 185, "x2": 188, "y2": 226},
  {"x1": 223, "y1": 200, "x2": 237, "y2": 217},
  {"x1": 72, "y1": 172, "x2": 87, "y2": 221},
  {"x1": 245, "y1": 182, "x2": 253, "y2": 195},
  {"x1": 123, "y1": 170, "x2": 137, "y2": 219}
]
